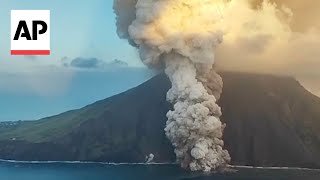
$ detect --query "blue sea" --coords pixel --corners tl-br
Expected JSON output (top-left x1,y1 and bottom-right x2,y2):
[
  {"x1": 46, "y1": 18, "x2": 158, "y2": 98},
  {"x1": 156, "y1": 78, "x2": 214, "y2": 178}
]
[{"x1": 0, "y1": 161, "x2": 319, "y2": 180}]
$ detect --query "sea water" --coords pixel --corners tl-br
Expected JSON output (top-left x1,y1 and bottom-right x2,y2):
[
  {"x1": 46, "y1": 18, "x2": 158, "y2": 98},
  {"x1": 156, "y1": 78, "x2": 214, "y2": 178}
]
[{"x1": 0, "y1": 161, "x2": 319, "y2": 180}]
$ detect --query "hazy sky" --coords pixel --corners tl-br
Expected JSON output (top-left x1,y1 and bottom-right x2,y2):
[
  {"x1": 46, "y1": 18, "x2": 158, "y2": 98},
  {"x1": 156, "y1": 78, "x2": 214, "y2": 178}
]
[
  {"x1": 0, "y1": 0, "x2": 141, "y2": 66},
  {"x1": 0, "y1": 0, "x2": 151, "y2": 121}
]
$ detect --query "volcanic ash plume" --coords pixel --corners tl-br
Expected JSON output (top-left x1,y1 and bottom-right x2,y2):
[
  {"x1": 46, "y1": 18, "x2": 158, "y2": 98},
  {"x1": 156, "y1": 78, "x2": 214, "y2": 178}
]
[
  {"x1": 114, "y1": 0, "x2": 231, "y2": 171},
  {"x1": 164, "y1": 55, "x2": 230, "y2": 171}
]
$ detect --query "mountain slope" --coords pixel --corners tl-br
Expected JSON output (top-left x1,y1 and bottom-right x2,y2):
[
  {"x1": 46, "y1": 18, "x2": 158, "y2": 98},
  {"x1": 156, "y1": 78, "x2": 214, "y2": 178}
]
[{"x1": 0, "y1": 72, "x2": 319, "y2": 168}]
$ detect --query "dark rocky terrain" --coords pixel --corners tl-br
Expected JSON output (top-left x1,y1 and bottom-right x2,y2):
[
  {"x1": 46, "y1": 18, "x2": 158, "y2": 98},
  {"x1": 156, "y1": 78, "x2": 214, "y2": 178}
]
[{"x1": 0, "y1": 72, "x2": 319, "y2": 168}]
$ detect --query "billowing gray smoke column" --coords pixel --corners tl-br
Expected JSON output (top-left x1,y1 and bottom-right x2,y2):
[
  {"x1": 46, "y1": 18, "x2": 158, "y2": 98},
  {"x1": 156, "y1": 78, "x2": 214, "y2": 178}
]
[{"x1": 113, "y1": 0, "x2": 230, "y2": 172}]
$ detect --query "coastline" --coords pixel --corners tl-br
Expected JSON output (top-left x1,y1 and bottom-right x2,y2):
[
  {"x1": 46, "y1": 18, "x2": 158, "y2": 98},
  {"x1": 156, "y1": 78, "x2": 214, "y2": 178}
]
[{"x1": 0, "y1": 159, "x2": 319, "y2": 172}]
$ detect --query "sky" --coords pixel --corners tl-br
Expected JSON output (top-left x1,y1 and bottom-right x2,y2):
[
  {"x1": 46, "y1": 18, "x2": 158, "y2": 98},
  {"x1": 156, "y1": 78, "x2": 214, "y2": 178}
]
[
  {"x1": 0, "y1": 0, "x2": 142, "y2": 66},
  {"x1": 0, "y1": 0, "x2": 319, "y2": 121},
  {"x1": 0, "y1": 0, "x2": 152, "y2": 121}
]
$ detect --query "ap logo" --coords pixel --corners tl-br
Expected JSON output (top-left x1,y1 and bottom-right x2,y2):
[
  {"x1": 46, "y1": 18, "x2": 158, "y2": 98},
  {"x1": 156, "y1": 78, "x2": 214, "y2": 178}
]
[{"x1": 11, "y1": 10, "x2": 50, "y2": 55}]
